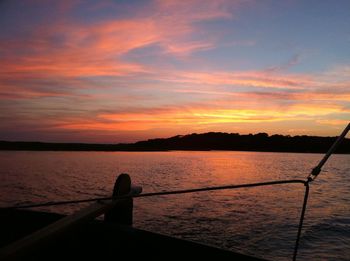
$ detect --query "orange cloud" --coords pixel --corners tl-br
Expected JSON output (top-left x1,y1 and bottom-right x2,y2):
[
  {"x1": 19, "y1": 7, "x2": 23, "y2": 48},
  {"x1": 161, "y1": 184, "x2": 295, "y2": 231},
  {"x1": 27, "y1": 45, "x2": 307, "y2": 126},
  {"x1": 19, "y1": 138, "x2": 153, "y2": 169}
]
[
  {"x1": 316, "y1": 119, "x2": 350, "y2": 126},
  {"x1": 53, "y1": 99, "x2": 349, "y2": 133}
]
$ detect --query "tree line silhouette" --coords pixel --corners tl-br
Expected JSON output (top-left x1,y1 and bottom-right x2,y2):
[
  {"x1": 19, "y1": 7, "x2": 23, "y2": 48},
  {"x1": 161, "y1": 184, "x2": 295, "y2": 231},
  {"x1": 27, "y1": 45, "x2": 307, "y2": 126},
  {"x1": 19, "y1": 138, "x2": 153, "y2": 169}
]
[{"x1": 1, "y1": 132, "x2": 349, "y2": 153}]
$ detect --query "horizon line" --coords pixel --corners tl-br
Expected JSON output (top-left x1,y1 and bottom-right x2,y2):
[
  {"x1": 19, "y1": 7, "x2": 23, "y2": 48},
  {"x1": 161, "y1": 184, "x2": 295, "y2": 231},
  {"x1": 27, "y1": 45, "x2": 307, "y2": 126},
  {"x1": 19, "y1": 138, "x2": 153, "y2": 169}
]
[{"x1": 1, "y1": 131, "x2": 348, "y2": 145}]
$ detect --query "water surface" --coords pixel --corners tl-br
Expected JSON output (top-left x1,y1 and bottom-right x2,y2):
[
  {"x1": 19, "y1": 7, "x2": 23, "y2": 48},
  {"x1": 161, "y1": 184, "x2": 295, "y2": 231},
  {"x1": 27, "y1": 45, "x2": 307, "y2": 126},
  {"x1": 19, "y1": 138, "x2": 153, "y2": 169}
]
[{"x1": 1, "y1": 151, "x2": 349, "y2": 260}]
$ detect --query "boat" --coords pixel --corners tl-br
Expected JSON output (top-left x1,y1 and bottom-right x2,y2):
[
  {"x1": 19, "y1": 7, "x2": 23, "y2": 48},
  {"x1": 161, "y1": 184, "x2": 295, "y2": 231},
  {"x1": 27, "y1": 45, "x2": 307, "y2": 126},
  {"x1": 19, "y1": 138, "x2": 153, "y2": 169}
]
[
  {"x1": 0, "y1": 208, "x2": 266, "y2": 260},
  {"x1": 0, "y1": 174, "x2": 266, "y2": 261}
]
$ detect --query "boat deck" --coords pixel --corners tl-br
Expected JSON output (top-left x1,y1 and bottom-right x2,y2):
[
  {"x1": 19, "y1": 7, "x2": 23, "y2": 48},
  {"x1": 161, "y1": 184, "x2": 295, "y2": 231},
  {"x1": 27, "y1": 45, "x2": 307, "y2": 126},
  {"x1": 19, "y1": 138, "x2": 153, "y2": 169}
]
[{"x1": 0, "y1": 209, "x2": 266, "y2": 260}]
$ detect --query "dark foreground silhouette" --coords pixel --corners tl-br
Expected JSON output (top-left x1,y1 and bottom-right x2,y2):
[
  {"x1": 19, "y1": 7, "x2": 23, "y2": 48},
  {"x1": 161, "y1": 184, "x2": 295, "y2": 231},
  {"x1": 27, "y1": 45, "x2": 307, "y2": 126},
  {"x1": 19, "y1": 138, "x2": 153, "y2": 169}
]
[
  {"x1": 1, "y1": 132, "x2": 349, "y2": 153},
  {"x1": 0, "y1": 173, "x2": 265, "y2": 260}
]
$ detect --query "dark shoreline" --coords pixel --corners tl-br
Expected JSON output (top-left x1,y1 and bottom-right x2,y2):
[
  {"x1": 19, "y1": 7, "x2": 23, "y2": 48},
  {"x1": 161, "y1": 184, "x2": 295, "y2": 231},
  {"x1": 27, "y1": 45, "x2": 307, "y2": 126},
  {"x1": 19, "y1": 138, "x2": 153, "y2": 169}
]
[
  {"x1": 1, "y1": 132, "x2": 350, "y2": 154},
  {"x1": 1, "y1": 148, "x2": 350, "y2": 155}
]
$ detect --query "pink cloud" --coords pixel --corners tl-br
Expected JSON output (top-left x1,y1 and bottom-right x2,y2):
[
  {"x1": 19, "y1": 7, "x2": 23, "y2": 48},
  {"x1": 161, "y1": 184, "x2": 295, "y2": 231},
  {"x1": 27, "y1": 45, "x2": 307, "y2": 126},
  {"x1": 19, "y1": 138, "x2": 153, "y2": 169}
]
[
  {"x1": 173, "y1": 89, "x2": 350, "y2": 102},
  {"x1": 0, "y1": 1, "x2": 238, "y2": 84},
  {"x1": 1, "y1": 0, "x2": 245, "y2": 102}
]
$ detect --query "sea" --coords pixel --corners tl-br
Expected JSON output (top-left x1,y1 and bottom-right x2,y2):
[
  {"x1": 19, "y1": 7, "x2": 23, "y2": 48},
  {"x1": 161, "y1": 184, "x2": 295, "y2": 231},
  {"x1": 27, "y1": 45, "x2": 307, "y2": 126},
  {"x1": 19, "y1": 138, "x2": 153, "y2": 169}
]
[{"x1": 1, "y1": 151, "x2": 349, "y2": 261}]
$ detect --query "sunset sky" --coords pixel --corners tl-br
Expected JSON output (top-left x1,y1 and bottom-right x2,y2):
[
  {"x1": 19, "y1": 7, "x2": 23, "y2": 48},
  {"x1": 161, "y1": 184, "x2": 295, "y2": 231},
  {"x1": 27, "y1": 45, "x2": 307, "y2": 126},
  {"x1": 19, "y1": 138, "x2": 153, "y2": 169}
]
[{"x1": 1, "y1": 0, "x2": 349, "y2": 143}]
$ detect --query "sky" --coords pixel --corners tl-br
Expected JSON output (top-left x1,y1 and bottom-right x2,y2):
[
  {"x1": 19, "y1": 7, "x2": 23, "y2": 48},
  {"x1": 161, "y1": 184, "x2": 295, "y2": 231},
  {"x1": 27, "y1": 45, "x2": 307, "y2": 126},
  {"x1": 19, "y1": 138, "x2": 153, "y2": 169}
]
[{"x1": 0, "y1": 0, "x2": 349, "y2": 143}]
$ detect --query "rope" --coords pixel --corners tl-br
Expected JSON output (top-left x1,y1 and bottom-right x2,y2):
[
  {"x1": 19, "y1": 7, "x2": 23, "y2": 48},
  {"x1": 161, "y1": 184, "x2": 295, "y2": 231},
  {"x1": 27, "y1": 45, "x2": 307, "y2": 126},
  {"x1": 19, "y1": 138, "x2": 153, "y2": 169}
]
[
  {"x1": 293, "y1": 181, "x2": 310, "y2": 261},
  {"x1": 2, "y1": 179, "x2": 306, "y2": 210},
  {"x1": 291, "y1": 122, "x2": 350, "y2": 260},
  {"x1": 308, "y1": 122, "x2": 350, "y2": 181}
]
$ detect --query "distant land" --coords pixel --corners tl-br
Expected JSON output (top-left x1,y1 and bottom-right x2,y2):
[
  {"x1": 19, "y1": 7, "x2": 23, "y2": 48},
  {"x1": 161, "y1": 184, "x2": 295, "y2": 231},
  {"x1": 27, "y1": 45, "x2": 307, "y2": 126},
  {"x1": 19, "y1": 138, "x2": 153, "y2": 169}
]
[{"x1": 1, "y1": 132, "x2": 350, "y2": 154}]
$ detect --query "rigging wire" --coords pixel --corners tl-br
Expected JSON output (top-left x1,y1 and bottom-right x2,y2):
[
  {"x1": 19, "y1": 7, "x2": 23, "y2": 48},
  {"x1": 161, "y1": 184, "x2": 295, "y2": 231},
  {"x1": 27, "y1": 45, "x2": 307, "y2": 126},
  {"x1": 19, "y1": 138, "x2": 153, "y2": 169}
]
[
  {"x1": 293, "y1": 181, "x2": 309, "y2": 261},
  {"x1": 308, "y1": 123, "x2": 350, "y2": 181},
  {"x1": 3, "y1": 179, "x2": 306, "y2": 209}
]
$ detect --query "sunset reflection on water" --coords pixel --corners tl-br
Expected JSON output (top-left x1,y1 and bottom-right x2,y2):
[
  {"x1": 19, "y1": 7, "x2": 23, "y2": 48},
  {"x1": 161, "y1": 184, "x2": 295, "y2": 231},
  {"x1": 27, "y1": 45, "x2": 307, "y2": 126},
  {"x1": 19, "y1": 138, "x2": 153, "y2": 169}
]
[{"x1": 1, "y1": 151, "x2": 349, "y2": 260}]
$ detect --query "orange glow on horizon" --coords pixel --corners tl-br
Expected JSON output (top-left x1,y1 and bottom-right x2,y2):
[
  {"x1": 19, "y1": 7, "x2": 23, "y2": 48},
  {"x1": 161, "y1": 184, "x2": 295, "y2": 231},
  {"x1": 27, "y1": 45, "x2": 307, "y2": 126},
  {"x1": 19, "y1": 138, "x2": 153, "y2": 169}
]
[{"x1": 55, "y1": 103, "x2": 349, "y2": 134}]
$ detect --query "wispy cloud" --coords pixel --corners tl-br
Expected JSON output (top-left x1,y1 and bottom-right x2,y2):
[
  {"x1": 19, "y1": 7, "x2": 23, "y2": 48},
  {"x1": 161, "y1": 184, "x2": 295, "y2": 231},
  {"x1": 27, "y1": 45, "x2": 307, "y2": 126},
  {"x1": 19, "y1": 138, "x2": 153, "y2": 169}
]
[
  {"x1": 316, "y1": 119, "x2": 350, "y2": 126},
  {"x1": 159, "y1": 70, "x2": 311, "y2": 89},
  {"x1": 0, "y1": 0, "x2": 243, "y2": 99},
  {"x1": 265, "y1": 54, "x2": 301, "y2": 73}
]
